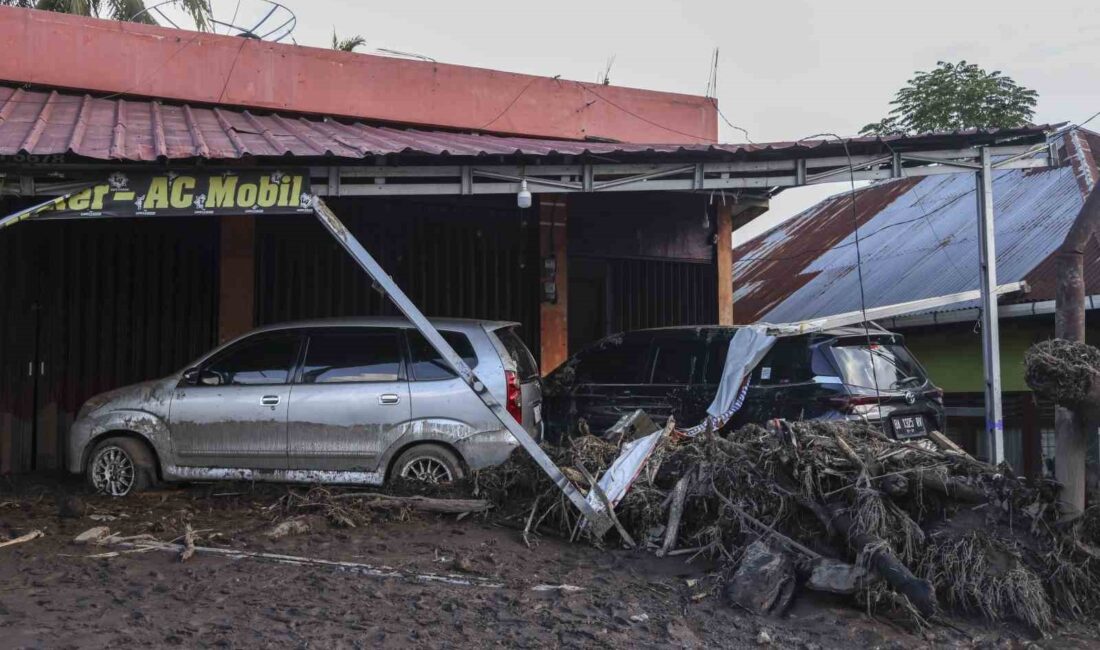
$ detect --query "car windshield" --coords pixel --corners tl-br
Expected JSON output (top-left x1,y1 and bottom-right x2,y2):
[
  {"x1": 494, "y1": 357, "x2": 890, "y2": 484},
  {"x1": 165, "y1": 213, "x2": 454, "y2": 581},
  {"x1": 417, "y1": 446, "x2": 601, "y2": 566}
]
[{"x1": 831, "y1": 341, "x2": 927, "y2": 392}]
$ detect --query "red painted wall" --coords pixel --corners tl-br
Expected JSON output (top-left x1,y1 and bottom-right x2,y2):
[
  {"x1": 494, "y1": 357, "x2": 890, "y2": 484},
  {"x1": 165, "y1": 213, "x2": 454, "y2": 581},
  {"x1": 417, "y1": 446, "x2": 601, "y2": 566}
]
[{"x1": 0, "y1": 8, "x2": 717, "y2": 144}]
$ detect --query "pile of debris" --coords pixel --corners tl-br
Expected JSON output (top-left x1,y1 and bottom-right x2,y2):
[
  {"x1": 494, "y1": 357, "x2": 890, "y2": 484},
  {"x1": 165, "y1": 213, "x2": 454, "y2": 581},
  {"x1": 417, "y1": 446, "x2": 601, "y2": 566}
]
[
  {"x1": 1025, "y1": 338, "x2": 1100, "y2": 408},
  {"x1": 478, "y1": 417, "x2": 1100, "y2": 632}
]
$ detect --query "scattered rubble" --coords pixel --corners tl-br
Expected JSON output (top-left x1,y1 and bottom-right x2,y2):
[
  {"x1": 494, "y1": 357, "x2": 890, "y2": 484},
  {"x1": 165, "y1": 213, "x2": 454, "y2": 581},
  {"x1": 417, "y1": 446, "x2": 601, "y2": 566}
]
[{"x1": 477, "y1": 418, "x2": 1100, "y2": 632}]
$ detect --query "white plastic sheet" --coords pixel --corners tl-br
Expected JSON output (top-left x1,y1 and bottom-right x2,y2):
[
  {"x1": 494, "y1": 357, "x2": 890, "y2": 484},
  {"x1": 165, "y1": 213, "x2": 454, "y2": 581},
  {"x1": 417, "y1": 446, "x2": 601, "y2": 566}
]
[
  {"x1": 680, "y1": 325, "x2": 776, "y2": 436},
  {"x1": 586, "y1": 326, "x2": 777, "y2": 516},
  {"x1": 586, "y1": 430, "x2": 665, "y2": 510}
]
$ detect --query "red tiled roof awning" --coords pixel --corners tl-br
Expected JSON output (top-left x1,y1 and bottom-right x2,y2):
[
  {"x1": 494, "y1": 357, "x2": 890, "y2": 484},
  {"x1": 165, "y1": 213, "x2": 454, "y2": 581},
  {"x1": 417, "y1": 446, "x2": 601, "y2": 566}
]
[{"x1": 0, "y1": 85, "x2": 1052, "y2": 163}]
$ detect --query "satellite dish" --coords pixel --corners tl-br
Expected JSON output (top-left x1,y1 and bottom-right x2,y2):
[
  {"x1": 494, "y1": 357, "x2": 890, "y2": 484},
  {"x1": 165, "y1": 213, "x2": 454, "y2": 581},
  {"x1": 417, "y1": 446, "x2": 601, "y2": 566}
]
[{"x1": 131, "y1": 0, "x2": 297, "y2": 42}]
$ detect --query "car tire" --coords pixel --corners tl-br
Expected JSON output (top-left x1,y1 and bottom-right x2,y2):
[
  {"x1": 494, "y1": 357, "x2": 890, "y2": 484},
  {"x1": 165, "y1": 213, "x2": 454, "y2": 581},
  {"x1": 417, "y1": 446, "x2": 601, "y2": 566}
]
[
  {"x1": 86, "y1": 436, "x2": 156, "y2": 497},
  {"x1": 392, "y1": 444, "x2": 465, "y2": 484}
]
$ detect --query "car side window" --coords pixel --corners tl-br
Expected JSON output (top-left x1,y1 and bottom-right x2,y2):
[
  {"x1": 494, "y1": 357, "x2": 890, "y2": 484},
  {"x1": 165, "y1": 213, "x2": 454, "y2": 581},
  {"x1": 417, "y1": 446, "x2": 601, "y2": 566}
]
[
  {"x1": 574, "y1": 335, "x2": 654, "y2": 384},
  {"x1": 651, "y1": 337, "x2": 705, "y2": 384},
  {"x1": 202, "y1": 333, "x2": 301, "y2": 386},
  {"x1": 301, "y1": 330, "x2": 402, "y2": 384},
  {"x1": 406, "y1": 331, "x2": 479, "y2": 381},
  {"x1": 753, "y1": 339, "x2": 812, "y2": 385},
  {"x1": 704, "y1": 336, "x2": 733, "y2": 385}
]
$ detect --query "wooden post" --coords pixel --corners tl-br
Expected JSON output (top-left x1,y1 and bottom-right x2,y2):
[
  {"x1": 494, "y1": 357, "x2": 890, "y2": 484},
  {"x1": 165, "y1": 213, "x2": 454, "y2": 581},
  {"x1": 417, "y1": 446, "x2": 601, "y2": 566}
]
[
  {"x1": 717, "y1": 204, "x2": 734, "y2": 326},
  {"x1": 1022, "y1": 392, "x2": 1041, "y2": 479},
  {"x1": 218, "y1": 215, "x2": 256, "y2": 343},
  {"x1": 1054, "y1": 185, "x2": 1100, "y2": 514},
  {"x1": 539, "y1": 196, "x2": 568, "y2": 375}
]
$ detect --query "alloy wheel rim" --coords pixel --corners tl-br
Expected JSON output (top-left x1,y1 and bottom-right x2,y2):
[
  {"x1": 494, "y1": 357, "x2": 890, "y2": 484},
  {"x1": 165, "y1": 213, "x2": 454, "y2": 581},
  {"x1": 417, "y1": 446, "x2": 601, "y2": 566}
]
[
  {"x1": 401, "y1": 457, "x2": 452, "y2": 483},
  {"x1": 91, "y1": 447, "x2": 136, "y2": 496}
]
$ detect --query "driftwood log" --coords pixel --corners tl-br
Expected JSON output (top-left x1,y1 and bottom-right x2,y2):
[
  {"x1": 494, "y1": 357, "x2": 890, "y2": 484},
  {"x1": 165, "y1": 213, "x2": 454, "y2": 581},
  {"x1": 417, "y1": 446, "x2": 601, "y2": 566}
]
[
  {"x1": 829, "y1": 506, "x2": 937, "y2": 617},
  {"x1": 329, "y1": 493, "x2": 493, "y2": 514}
]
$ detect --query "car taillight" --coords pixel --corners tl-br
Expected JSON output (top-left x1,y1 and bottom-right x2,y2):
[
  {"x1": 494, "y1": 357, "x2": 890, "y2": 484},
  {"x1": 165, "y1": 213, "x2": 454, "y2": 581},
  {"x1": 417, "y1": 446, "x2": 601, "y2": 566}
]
[
  {"x1": 925, "y1": 387, "x2": 944, "y2": 403},
  {"x1": 505, "y1": 370, "x2": 522, "y2": 423},
  {"x1": 821, "y1": 395, "x2": 881, "y2": 412}
]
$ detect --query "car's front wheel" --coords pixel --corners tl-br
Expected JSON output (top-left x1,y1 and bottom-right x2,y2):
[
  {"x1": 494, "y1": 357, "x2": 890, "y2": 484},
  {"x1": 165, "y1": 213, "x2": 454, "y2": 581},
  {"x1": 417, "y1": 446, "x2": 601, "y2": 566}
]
[
  {"x1": 87, "y1": 437, "x2": 155, "y2": 497},
  {"x1": 392, "y1": 444, "x2": 465, "y2": 484}
]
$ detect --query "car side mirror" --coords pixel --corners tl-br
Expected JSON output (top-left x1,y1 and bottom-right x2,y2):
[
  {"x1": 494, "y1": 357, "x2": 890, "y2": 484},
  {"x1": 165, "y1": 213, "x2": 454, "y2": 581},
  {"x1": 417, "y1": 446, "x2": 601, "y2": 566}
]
[{"x1": 182, "y1": 368, "x2": 200, "y2": 385}]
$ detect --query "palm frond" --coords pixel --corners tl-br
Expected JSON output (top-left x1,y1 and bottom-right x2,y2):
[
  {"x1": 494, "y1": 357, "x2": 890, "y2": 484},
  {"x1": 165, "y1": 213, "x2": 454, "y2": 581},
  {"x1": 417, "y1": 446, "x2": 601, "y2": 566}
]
[{"x1": 332, "y1": 29, "x2": 366, "y2": 53}]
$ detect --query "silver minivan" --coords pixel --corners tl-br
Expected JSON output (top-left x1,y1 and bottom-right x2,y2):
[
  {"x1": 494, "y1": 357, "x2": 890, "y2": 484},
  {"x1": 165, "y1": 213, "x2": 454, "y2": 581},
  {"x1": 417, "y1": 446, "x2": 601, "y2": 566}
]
[{"x1": 68, "y1": 318, "x2": 542, "y2": 496}]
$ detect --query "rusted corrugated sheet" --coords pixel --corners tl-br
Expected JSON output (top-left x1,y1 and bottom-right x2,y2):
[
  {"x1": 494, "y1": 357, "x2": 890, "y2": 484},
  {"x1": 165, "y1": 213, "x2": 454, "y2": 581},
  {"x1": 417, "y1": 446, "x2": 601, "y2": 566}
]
[
  {"x1": 0, "y1": 85, "x2": 1051, "y2": 162},
  {"x1": 731, "y1": 130, "x2": 1098, "y2": 324}
]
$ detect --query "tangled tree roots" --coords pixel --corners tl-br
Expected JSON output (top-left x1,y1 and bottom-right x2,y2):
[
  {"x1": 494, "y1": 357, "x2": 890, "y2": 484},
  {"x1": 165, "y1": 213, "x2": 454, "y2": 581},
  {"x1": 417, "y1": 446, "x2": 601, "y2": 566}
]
[
  {"x1": 1025, "y1": 338, "x2": 1100, "y2": 407},
  {"x1": 919, "y1": 531, "x2": 1054, "y2": 632},
  {"x1": 478, "y1": 418, "x2": 1100, "y2": 632}
]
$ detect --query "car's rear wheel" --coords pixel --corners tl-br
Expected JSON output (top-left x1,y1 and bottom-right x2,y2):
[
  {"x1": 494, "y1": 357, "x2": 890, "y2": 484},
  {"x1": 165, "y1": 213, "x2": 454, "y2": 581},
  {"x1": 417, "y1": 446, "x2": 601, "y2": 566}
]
[
  {"x1": 87, "y1": 437, "x2": 155, "y2": 497},
  {"x1": 392, "y1": 444, "x2": 465, "y2": 484}
]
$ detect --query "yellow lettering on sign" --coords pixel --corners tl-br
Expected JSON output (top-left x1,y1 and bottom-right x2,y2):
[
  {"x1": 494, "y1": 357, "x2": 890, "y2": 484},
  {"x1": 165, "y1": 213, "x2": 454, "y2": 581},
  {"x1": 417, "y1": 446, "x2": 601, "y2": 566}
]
[
  {"x1": 208, "y1": 176, "x2": 237, "y2": 208},
  {"x1": 145, "y1": 177, "x2": 170, "y2": 209},
  {"x1": 257, "y1": 176, "x2": 279, "y2": 207},
  {"x1": 170, "y1": 176, "x2": 196, "y2": 209},
  {"x1": 278, "y1": 176, "x2": 291, "y2": 206},
  {"x1": 236, "y1": 183, "x2": 258, "y2": 208},
  {"x1": 68, "y1": 188, "x2": 92, "y2": 211},
  {"x1": 91, "y1": 184, "x2": 111, "y2": 210},
  {"x1": 290, "y1": 176, "x2": 303, "y2": 206}
]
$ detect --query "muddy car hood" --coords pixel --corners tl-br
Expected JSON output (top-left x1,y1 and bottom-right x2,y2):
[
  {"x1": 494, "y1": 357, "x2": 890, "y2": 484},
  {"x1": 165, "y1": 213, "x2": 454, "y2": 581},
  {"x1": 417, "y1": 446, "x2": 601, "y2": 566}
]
[{"x1": 80, "y1": 376, "x2": 179, "y2": 419}]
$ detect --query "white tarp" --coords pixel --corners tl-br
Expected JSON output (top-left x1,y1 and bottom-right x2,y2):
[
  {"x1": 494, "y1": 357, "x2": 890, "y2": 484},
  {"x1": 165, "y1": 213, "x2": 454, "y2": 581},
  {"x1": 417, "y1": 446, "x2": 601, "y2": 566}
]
[
  {"x1": 680, "y1": 325, "x2": 776, "y2": 436},
  {"x1": 586, "y1": 325, "x2": 777, "y2": 514},
  {"x1": 586, "y1": 429, "x2": 665, "y2": 510}
]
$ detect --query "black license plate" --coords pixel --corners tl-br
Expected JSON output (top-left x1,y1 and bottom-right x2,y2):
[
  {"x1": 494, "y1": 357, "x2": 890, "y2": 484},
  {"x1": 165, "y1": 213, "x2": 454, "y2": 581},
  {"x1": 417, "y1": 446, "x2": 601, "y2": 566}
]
[{"x1": 892, "y1": 414, "x2": 927, "y2": 439}]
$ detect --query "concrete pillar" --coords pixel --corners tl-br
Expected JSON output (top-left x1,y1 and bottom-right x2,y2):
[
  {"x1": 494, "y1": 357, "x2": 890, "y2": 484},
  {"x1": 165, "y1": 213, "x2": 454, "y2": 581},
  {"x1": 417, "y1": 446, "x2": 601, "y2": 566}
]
[
  {"x1": 539, "y1": 196, "x2": 568, "y2": 375},
  {"x1": 218, "y1": 215, "x2": 255, "y2": 343},
  {"x1": 717, "y1": 204, "x2": 734, "y2": 326}
]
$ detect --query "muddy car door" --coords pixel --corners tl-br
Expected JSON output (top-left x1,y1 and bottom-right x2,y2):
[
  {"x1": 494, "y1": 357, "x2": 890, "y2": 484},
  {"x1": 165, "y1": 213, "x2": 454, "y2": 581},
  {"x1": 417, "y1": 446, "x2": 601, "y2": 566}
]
[
  {"x1": 645, "y1": 332, "x2": 708, "y2": 425},
  {"x1": 568, "y1": 332, "x2": 656, "y2": 433},
  {"x1": 169, "y1": 331, "x2": 302, "y2": 469},
  {"x1": 285, "y1": 328, "x2": 410, "y2": 474}
]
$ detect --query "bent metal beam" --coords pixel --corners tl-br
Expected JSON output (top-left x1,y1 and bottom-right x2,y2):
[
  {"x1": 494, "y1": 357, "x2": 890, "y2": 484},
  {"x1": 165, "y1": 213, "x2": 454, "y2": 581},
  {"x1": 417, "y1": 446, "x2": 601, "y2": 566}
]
[{"x1": 310, "y1": 197, "x2": 615, "y2": 536}]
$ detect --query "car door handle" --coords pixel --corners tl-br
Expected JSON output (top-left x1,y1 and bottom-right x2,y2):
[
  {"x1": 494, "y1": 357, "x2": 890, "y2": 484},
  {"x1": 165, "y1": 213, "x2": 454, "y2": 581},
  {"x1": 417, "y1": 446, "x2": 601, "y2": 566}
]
[
  {"x1": 379, "y1": 393, "x2": 401, "y2": 405},
  {"x1": 261, "y1": 395, "x2": 281, "y2": 406}
]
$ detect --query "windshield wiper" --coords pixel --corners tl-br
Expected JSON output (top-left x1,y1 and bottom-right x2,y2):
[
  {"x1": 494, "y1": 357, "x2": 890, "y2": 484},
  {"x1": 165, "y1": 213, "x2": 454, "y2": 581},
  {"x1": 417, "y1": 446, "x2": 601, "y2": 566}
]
[{"x1": 889, "y1": 375, "x2": 922, "y2": 389}]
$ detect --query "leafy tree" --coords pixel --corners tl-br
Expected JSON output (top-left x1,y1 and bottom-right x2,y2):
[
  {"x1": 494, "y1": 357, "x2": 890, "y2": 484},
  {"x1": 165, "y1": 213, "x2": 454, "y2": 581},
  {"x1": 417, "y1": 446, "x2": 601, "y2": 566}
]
[
  {"x1": 332, "y1": 30, "x2": 366, "y2": 53},
  {"x1": 2, "y1": 0, "x2": 212, "y2": 30},
  {"x1": 860, "y1": 61, "x2": 1038, "y2": 136}
]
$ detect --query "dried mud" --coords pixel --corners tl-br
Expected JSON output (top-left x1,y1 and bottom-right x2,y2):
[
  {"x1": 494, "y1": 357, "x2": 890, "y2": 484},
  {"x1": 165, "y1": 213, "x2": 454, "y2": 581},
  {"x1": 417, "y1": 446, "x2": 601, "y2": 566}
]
[{"x1": 1, "y1": 476, "x2": 1097, "y2": 649}]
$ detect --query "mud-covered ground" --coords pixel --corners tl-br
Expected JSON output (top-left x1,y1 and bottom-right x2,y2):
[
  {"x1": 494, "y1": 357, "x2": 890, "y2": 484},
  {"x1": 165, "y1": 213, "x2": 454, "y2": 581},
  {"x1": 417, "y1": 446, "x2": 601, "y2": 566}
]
[{"x1": 1, "y1": 476, "x2": 1097, "y2": 649}]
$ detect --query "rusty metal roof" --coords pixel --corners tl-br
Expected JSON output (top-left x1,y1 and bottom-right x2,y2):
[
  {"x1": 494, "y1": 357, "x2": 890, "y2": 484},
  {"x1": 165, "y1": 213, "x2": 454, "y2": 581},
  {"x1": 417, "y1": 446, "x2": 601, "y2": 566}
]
[
  {"x1": 731, "y1": 129, "x2": 1100, "y2": 325},
  {"x1": 0, "y1": 85, "x2": 1051, "y2": 163}
]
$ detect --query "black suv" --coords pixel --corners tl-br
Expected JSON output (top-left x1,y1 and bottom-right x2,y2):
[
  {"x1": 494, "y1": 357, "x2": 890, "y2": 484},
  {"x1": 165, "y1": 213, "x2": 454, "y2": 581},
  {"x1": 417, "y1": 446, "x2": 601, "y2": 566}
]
[{"x1": 544, "y1": 324, "x2": 945, "y2": 441}]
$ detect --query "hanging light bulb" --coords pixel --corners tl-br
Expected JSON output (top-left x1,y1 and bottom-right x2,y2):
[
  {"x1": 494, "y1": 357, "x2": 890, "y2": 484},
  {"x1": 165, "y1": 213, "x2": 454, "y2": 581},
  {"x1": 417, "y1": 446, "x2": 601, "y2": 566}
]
[{"x1": 517, "y1": 179, "x2": 532, "y2": 209}]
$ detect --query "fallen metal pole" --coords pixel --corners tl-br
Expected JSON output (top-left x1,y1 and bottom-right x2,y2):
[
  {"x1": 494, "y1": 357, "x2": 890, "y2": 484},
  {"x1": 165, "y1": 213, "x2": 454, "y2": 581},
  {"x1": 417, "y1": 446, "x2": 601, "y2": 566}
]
[
  {"x1": 976, "y1": 147, "x2": 1005, "y2": 464},
  {"x1": 311, "y1": 196, "x2": 614, "y2": 536},
  {"x1": 0, "y1": 187, "x2": 91, "y2": 231}
]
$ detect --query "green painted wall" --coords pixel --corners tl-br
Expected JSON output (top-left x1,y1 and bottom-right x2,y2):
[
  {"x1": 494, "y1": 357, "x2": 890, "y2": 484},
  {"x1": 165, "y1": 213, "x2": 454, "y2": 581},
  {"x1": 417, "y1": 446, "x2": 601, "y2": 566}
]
[{"x1": 900, "y1": 315, "x2": 1100, "y2": 393}]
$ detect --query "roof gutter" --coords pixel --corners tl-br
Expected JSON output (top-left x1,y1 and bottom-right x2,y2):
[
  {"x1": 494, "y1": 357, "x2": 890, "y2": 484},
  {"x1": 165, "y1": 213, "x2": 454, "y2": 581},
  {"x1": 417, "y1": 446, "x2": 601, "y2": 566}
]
[{"x1": 881, "y1": 293, "x2": 1100, "y2": 329}]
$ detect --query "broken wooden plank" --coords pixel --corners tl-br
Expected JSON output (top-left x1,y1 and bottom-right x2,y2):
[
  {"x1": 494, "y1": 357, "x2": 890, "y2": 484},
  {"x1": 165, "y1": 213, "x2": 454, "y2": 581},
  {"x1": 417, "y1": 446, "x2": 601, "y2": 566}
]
[
  {"x1": 325, "y1": 493, "x2": 492, "y2": 514},
  {"x1": 657, "y1": 476, "x2": 690, "y2": 557},
  {"x1": 0, "y1": 530, "x2": 43, "y2": 548}
]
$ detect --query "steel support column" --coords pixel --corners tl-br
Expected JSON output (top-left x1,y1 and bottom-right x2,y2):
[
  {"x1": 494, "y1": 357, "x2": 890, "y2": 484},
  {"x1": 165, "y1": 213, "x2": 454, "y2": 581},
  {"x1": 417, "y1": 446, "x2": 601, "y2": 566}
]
[
  {"x1": 310, "y1": 197, "x2": 614, "y2": 536},
  {"x1": 976, "y1": 147, "x2": 1005, "y2": 464}
]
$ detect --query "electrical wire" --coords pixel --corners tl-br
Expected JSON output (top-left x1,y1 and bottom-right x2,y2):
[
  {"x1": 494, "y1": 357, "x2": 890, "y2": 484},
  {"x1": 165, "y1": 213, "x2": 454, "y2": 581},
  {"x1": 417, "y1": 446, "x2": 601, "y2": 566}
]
[
  {"x1": 478, "y1": 76, "x2": 544, "y2": 131},
  {"x1": 714, "y1": 102, "x2": 755, "y2": 144},
  {"x1": 795, "y1": 132, "x2": 886, "y2": 429},
  {"x1": 576, "y1": 83, "x2": 713, "y2": 142}
]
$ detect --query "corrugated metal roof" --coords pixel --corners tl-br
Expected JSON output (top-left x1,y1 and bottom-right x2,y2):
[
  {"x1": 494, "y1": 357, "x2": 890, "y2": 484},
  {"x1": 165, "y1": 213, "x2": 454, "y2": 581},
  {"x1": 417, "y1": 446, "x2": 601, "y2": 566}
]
[
  {"x1": 0, "y1": 85, "x2": 1052, "y2": 162},
  {"x1": 731, "y1": 130, "x2": 1098, "y2": 325}
]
